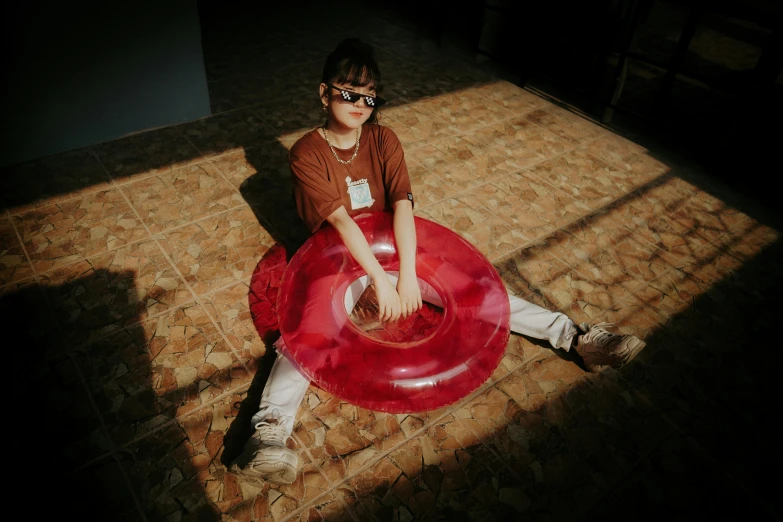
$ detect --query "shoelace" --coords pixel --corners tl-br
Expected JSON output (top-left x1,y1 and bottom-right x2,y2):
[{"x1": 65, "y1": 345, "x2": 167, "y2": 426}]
[
  {"x1": 254, "y1": 420, "x2": 288, "y2": 447},
  {"x1": 581, "y1": 322, "x2": 619, "y2": 348}
]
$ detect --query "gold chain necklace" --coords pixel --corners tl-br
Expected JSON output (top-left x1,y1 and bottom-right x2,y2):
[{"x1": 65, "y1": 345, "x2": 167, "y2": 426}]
[{"x1": 322, "y1": 126, "x2": 360, "y2": 165}]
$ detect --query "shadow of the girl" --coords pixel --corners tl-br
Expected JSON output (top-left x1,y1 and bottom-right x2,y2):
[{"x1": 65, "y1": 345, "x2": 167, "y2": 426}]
[
  {"x1": 238, "y1": 142, "x2": 312, "y2": 257},
  {"x1": 220, "y1": 244, "x2": 288, "y2": 467}
]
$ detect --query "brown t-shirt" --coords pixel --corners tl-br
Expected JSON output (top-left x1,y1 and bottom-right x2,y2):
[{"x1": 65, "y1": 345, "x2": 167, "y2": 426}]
[{"x1": 289, "y1": 124, "x2": 414, "y2": 233}]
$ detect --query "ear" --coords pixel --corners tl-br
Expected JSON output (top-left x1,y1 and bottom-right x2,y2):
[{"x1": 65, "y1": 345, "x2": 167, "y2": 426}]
[{"x1": 319, "y1": 83, "x2": 329, "y2": 104}]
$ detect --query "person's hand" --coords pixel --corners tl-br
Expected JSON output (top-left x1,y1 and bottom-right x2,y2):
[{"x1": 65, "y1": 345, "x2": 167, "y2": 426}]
[
  {"x1": 396, "y1": 272, "x2": 422, "y2": 319},
  {"x1": 373, "y1": 276, "x2": 402, "y2": 322}
]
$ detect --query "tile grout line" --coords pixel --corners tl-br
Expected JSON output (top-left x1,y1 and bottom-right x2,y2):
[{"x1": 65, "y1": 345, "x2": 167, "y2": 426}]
[
  {"x1": 4, "y1": 157, "x2": 254, "y2": 282},
  {"x1": 441, "y1": 352, "x2": 556, "y2": 487},
  {"x1": 3, "y1": 206, "x2": 37, "y2": 283},
  {"x1": 1, "y1": 160, "x2": 117, "y2": 218},
  {"x1": 180, "y1": 124, "x2": 286, "y2": 244},
  {"x1": 612, "y1": 215, "x2": 770, "y2": 332},
  {"x1": 404, "y1": 106, "x2": 636, "y2": 222},
  {"x1": 93, "y1": 145, "x2": 259, "y2": 370},
  {"x1": 485, "y1": 175, "x2": 668, "y2": 267}
]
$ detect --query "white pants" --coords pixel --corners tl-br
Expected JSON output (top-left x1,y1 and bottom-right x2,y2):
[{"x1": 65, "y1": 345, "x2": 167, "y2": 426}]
[{"x1": 250, "y1": 274, "x2": 577, "y2": 435}]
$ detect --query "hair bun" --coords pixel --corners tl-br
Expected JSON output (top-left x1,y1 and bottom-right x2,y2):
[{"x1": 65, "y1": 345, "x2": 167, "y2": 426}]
[{"x1": 336, "y1": 38, "x2": 374, "y2": 58}]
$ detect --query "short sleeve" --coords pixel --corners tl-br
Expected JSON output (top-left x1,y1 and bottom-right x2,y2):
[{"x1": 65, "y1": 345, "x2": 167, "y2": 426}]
[
  {"x1": 379, "y1": 127, "x2": 414, "y2": 209},
  {"x1": 289, "y1": 141, "x2": 343, "y2": 233}
]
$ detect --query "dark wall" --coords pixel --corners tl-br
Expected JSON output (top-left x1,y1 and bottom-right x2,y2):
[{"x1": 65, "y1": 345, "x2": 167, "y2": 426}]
[{"x1": 2, "y1": 0, "x2": 211, "y2": 167}]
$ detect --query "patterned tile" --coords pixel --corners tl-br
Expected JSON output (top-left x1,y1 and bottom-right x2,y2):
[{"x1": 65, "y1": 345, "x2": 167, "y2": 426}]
[
  {"x1": 210, "y1": 144, "x2": 291, "y2": 193},
  {"x1": 404, "y1": 143, "x2": 457, "y2": 172},
  {"x1": 73, "y1": 301, "x2": 248, "y2": 447},
  {"x1": 722, "y1": 219, "x2": 780, "y2": 262},
  {"x1": 177, "y1": 109, "x2": 279, "y2": 157},
  {"x1": 519, "y1": 253, "x2": 625, "y2": 324},
  {"x1": 591, "y1": 297, "x2": 667, "y2": 345},
  {"x1": 473, "y1": 81, "x2": 551, "y2": 114},
  {"x1": 543, "y1": 218, "x2": 651, "y2": 296},
  {"x1": 12, "y1": 188, "x2": 150, "y2": 274},
  {"x1": 674, "y1": 191, "x2": 751, "y2": 243},
  {"x1": 475, "y1": 118, "x2": 573, "y2": 170},
  {"x1": 429, "y1": 133, "x2": 491, "y2": 164},
  {"x1": 343, "y1": 417, "x2": 522, "y2": 521},
  {"x1": 119, "y1": 395, "x2": 320, "y2": 521},
  {"x1": 581, "y1": 132, "x2": 671, "y2": 184},
  {"x1": 531, "y1": 148, "x2": 635, "y2": 207},
  {"x1": 413, "y1": 90, "x2": 507, "y2": 133},
  {"x1": 0, "y1": 215, "x2": 33, "y2": 285},
  {"x1": 421, "y1": 210, "x2": 528, "y2": 262},
  {"x1": 158, "y1": 207, "x2": 277, "y2": 296},
  {"x1": 120, "y1": 162, "x2": 243, "y2": 234},
  {"x1": 417, "y1": 195, "x2": 495, "y2": 236},
  {"x1": 525, "y1": 105, "x2": 609, "y2": 145},
  {"x1": 92, "y1": 126, "x2": 203, "y2": 183},
  {"x1": 383, "y1": 107, "x2": 455, "y2": 148},
  {"x1": 1, "y1": 148, "x2": 113, "y2": 214},
  {"x1": 39, "y1": 239, "x2": 193, "y2": 348},
  {"x1": 293, "y1": 391, "x2": 407, "y2": 482},
  {"x1": 473, "y1": 172, "x2": 576, "y2": 238},
  {"x1": 621, "y1": 192, "x2": 714, "y2": 260},
  {"x1": 204, "y1": 282, "x2": 268, "y2": 362},
  {"x1": 493, "y1": 244, "x2": 572, "y2": 300},
  {"x1": 208, "y1": 146, "x2": 307, "y2": 244},
  {"x1": 409, "y1": 168, "x2": 469, "y2": 208}
]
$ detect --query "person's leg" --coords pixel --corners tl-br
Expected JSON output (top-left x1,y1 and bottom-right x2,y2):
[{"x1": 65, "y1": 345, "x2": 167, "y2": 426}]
[
  {"x1": 507, "y1": 295, "x2": 646, "y2": 371},
  {"x1": 230, "y1": 337, "x2": 308, "y2": 484},
  {"x1": 250, "y1": 344, "x2": 311, "y2": 436},
  {"x1": 508, "y1": 295, "x2": 578, "y2": 350}
]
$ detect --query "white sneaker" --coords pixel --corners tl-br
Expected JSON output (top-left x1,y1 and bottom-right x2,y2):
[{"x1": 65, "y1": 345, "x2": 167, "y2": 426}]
[
  {"x1": 574, "y1": 322, "x2": 647, "y2": 372},
  {"x1": 229, "y1": 419, "x2": 298, "y2": 485}
]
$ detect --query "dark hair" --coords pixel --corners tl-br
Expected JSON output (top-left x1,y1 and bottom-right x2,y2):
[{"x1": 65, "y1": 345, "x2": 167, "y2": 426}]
[{"x1": 321, "y1": 38, "x2": 383, "y2": 124}]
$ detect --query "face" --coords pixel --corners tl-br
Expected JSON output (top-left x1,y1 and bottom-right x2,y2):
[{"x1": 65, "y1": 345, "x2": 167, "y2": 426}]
[{"x1": 321, "y1": 82, "x2": 380, "y2": 130}]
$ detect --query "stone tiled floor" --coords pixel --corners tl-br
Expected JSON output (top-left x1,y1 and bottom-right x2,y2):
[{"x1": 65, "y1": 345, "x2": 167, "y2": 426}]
[{"x1": 2, "y1": 3, "x2": 782, "y2": 521}]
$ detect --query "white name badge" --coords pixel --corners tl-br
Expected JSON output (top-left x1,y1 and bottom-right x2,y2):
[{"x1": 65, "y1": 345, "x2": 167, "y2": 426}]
[{"x1": 346, "y1": 176, "x2": 374, "y2": 210}]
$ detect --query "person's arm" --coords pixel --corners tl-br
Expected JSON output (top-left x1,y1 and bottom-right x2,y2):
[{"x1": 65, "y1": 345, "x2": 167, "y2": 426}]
[
  {"x1": 326, "y1": 206, "x2": 402, "y2": 322},
  {"x1": 392, "y1": 199, "x2": 422, "y2": 318}
]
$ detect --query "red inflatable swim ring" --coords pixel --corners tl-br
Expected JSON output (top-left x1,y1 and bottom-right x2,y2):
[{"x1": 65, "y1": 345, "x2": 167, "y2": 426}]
[{"x1": 275, "y1": 212, "x2": 510, "y2": 413}]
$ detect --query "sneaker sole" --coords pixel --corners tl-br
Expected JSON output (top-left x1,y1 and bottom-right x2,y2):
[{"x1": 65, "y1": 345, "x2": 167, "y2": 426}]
[
  {"x1": 625, "y1": 338, "x2": 646, "y2": 365},
  {"x1": 229, "y1": 461, "x2": 297, "y2": 485},
  {"x1": 587, "y1": 337, "x2": 647, "y2": 372}
]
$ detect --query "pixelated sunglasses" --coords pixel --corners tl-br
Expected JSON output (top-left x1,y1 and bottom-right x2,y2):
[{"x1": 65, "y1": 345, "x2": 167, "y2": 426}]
[{"x1": 328, "y1": 84, "x2": 387, "y2": 108}]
